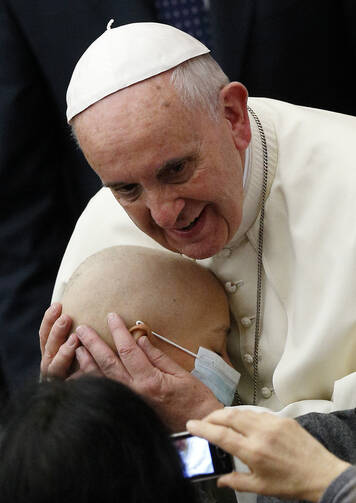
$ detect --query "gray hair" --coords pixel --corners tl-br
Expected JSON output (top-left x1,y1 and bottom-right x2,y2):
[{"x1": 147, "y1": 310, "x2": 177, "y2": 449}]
[{"x1": 170, "y1": 53, "x2": 230, "y2": 119}]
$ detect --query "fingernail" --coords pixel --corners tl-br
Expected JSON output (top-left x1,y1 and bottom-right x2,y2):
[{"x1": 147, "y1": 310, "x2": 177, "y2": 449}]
[
  {"x1": 50, "y1": 303, "x2": 60, "y2": 313},
  {"x1": 76, "y1": 326, "x2": 85, "y2": 337},
  {"x1": 68, "y1": 334, "x2": 77, "y2": 346},
  {"x1": 75, "y1": 346, "x2": 85, "y2": 357},
  {"x1": 186, "y1": 420, "x2": 198, "y2": 428},
  {"x1": 57, "y1": 315, "x2": 67, "y2": 326},
  {"x1": 136, "y1": 335, "x2": 147, "y2": 346},
  {"x1": 107, "y1": 312, "x2": 117, "y2": 322}
]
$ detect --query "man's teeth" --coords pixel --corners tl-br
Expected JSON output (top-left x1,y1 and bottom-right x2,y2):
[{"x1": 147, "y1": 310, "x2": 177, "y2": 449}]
[{"x1": 182, "y1": 216, "x2": 199, "y2": 231}]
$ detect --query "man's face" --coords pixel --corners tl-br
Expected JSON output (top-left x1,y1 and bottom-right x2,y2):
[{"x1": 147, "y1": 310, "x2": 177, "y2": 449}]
[{"x1": 75, "y1": 75, "x2": 247, "y2": 259}]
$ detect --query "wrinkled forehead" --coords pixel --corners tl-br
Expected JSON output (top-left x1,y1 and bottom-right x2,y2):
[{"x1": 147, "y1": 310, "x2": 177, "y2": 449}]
[{"x1": 72, "y1": 75, "x2": 202, "y2": 170}]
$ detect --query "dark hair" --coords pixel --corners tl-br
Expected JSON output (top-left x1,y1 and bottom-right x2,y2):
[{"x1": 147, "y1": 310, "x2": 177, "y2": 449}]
[{"x1": 0, "y1": 376, "x2": 196, "y2": 503}]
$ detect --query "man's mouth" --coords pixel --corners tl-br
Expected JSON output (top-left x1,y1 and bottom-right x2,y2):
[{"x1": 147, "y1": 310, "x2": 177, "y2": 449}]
[{"x1": 180, "y1": 215, "x2": 200, "y2": 231}]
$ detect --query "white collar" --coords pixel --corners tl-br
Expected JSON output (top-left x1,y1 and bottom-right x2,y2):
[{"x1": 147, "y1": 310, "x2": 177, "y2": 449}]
[{"x1": 243, "y1": 144, "x2": 250, "y2": 189}]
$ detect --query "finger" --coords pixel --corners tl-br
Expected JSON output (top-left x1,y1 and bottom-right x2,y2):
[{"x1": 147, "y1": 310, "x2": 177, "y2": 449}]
[
  {"x1": 137, "y1": 334, "x2": 188, "y2": 376},
  {"x1": 39, "y1": 303, "x2": 62, "y2": 355},
  {"x1": 67, "y1": 369, "x2": 86, "y2": 380},
  {"x1": 46, "y1": 333, "x2": 80, "y2": 379},
  {"x1": 76, "y1": 324, "x2": 129, "y2": 382},
  {"x1": 186, "y1": 418, "x2": 250, "y2": 464},
  {"x1": 67, "y1": 366, "x2": 102, "y2": 380},
  {"x1": 67, "y1": 348, "x2": 103, "y2": 381},
  {"x1": 40, "y1": 313, "x2": 73, "y2": 376},
  {"x1": 107, "y1": 314, "x2": 157, "y2": 381},
  {"x1": 75, "y1": 346, "x2": 102, "y2": 375},
  {"x1": 218, "y1": 472, "x2": 255, "y2": 493},
  {"x1": 202, "y1": 408, "x2": 267, "y2": 437}
]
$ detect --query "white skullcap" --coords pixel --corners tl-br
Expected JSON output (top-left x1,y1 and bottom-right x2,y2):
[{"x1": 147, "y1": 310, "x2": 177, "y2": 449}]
[{"x1": 66, "y1": 21, "x2": 210, "y2": 122}]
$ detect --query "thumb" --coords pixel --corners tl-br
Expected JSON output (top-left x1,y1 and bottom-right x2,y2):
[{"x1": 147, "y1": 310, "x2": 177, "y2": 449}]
[{"x1": 218, "y1": 472, "x2": 255, "y2": 493}]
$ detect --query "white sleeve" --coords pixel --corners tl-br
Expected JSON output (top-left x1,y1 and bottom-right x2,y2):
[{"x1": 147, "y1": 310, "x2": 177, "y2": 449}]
[{"x1": 52, "y1": 187, "x2": 164, "y2": 302}]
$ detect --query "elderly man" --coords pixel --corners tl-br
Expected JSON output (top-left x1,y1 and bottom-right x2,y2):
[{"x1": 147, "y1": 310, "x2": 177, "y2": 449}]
[{"x1": 40, "y1": 22, "x2": 356, "y2": 432}]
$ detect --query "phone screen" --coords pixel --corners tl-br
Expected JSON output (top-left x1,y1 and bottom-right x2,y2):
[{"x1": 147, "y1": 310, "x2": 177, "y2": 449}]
[{"x1": 172, "y1": 432, "x2": 234, "y2": 482}]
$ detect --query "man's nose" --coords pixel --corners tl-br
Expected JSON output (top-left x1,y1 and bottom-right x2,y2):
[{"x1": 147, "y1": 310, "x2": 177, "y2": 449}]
[{"x1": 146, "y1": 192, "x2": 185, "y2": 228}]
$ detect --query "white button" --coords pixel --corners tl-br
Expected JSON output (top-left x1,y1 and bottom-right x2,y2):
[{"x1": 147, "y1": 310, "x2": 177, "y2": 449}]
[
  {"x1": 240, "y1": 316, "x2": 253, "y2": 328},
  {"x1": 220, "y1": 248, "x2": 232, "y2": 258},
  {"x1": 261, "y1": 387, "x2": 272, "y2": 399},
  {"x1": 225, "y1": 281, "x2": 237, "y2": 293},
  {"x1": 243, "y1": 353, "x2": 253, "y2": 364}
]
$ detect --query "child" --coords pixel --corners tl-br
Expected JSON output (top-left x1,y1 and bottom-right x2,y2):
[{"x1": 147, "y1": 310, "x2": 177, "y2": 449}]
[{"x1": 61, "y1": 245, "x2": 240, "y2": 406}]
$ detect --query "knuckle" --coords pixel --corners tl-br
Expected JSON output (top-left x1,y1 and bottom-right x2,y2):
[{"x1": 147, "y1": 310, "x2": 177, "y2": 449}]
[
  {"x1": 57, "y1": 343, "x2": 71, "y2": 359},
  {"x1": 46, "y1": 361, "x2": 61, "y2": 379},
  {"x1": 117, "y1": 344, "x2": 135, "y2": 359},
  {"x1": 80, "y1": 361, "x2": 96, "y2": 374},
  {"x1": 139, "y1": 375, "x2": 161, "y2": 398},
  {"x1": 148, "y1": 351, "x2": 166, "y2": 368},
  {"x1": 44, "y1": 347, "x2": 54, "y2": 360},
  {"x1": 79, "y1": 330, "x2": 97, "y2": 347},
  {"x1": 224, "y1": 407, "x2": 237, "y2": 422},
  {"x1": 266, "y1": 421, "x2": 283, "y2": 441},
  {"x1": 81, "y1": 358, "x2": 95, "y2": 373},
  {"x1": 250, "y1": 448, "x2": 265, "y2": 468},
  {"x1": 100, "y1": 355, "x2": 119, "y2": 375}
]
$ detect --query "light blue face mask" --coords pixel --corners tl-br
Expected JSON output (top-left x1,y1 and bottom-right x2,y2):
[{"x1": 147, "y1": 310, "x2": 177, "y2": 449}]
[
  {"x1": 191, "y1": 347, "x2": 240, "y2": 406},
  {"x1": 135, "y1": 321, "x2": 240, "y2": 406}
]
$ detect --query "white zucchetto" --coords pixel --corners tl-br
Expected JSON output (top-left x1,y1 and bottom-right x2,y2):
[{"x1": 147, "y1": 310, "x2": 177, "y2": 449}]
[{"x1": 66, "y1": 21, "x2": 210, "y2": 122}]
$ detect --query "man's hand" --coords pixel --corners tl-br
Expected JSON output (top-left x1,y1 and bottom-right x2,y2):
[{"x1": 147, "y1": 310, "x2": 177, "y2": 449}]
[
  {"x1": 187, "y1": 409, "x2": 351, "y2": 502},
  {"x1": 39, "y1": 308, "x2": 223, "y2": 431},
  {"x1": 73, "y1": 313, "x2": 223, "y2": 431},
  {"x1": 39, "y1": 303, "x2": 80, "y2": 379}
]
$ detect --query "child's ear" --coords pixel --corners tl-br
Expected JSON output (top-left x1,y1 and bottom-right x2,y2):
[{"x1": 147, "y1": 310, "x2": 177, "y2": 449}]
[{"x1": 128, "y1": 321, "x2": 152, "y2": 341}]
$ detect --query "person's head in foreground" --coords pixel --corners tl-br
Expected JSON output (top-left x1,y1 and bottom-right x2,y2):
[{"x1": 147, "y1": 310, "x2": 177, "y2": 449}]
[
  {"x1": 67, "y1": 22, "x2": 251, "y2": 260},
  {"x1": 0, "y1": 376, "x2": 196, "y2": 503},
  {"x1": 61, "y1": 245, "x2": 240, "y2": 406}
]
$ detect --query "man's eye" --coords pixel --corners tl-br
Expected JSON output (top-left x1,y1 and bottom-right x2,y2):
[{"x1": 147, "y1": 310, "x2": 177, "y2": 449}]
[
  {"x1": 118, "y1": 184, "x2": 137, "y2": 192},
  {"x1": 164, "y1": 162, "x2": 187, "y2": 181},
  {"x1": 170, "y1": 162, "x2": 184, "y2": 174},
  {"x1": 114, "y1": 184, "x2": 140, "y2": 199}
]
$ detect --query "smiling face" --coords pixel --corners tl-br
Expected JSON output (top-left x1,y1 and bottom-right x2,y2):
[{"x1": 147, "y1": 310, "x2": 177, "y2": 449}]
[{"x1": 74, "y1": 73, "x2": 250, "y2": 259}]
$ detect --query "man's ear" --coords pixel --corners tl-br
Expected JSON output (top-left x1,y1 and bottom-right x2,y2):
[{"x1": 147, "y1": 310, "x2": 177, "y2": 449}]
[{"x1": 220, "y1": 82, "x2": 251, "y2": 151}]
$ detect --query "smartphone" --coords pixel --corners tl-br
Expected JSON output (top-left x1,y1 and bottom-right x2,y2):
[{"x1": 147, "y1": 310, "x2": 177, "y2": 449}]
[{"x1": 171, "y1": 431, "x2": 234, "y2": 483}]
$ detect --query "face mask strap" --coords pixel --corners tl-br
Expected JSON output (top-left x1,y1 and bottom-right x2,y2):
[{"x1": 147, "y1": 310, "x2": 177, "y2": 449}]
[{"x1": 135, "y1": 321, "x2": 198, "y2": 358}]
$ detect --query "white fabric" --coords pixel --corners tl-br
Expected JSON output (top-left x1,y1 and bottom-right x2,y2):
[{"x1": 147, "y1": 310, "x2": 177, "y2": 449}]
[
  {"x1": 53, "y1": 97, "x2": 356, "y2": 418},
  {"x1": 66, "y1": 22, "x2": 209, "y2": 122}
]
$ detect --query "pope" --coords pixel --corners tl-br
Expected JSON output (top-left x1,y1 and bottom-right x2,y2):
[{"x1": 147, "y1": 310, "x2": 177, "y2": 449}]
[{"x1": 41, "y1": 22, "x2": 356, "y2": 432}]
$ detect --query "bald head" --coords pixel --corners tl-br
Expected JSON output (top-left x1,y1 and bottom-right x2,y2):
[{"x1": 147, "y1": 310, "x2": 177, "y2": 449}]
[{"x1": 61, "y1": 246, "x2": 230, "y2": 370}]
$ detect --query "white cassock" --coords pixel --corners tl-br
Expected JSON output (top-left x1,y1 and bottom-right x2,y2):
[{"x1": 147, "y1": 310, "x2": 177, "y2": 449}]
[{"x1": 53, "y1": 98, "x2": 356, "y2": 418}]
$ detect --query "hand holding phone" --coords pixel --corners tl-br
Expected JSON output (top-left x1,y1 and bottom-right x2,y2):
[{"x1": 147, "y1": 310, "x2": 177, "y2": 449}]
[{"x1": 171, "y1": 431, "x2": 234, "y2": 483}]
